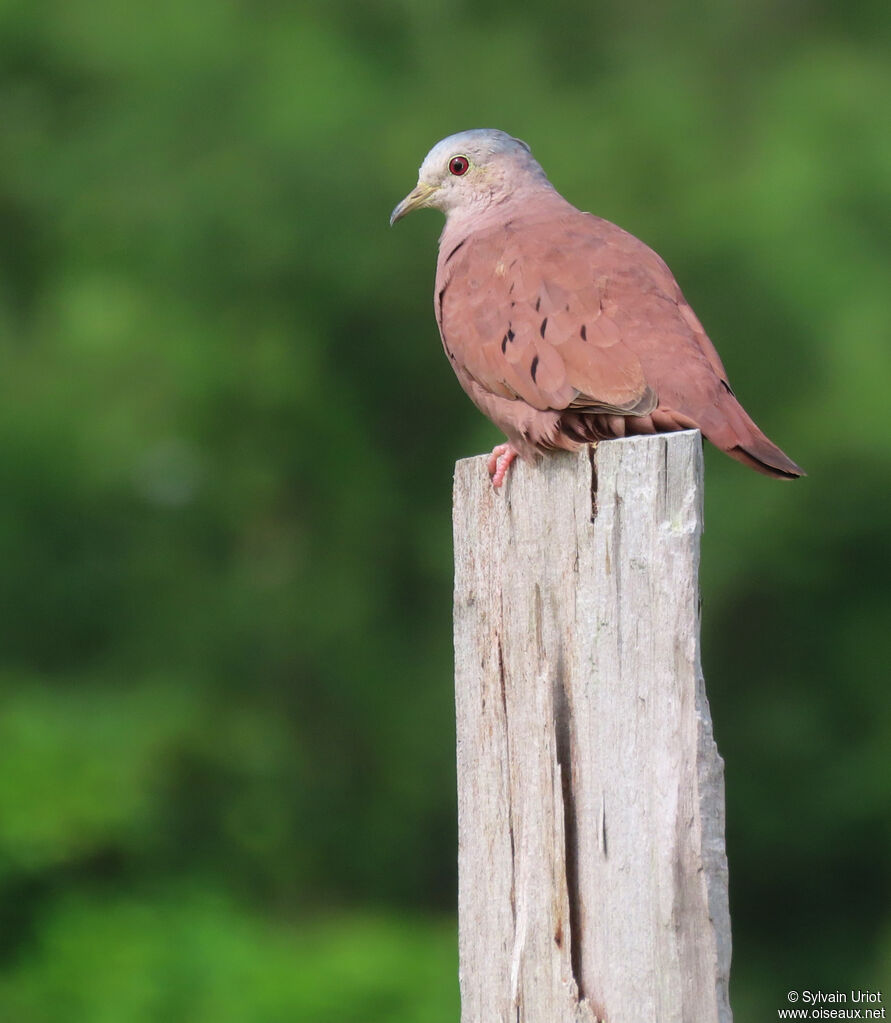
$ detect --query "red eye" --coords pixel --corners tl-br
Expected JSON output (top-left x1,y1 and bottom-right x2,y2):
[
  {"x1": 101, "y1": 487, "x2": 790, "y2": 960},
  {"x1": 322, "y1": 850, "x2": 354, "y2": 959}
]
[{"x1": 449, "y1": 155, "x2": 469, "y2": 176}]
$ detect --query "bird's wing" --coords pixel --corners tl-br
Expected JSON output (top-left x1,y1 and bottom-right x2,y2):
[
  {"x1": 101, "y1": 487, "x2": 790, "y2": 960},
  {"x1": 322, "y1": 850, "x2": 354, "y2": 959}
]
[{"x1": 437, "y1": 210, "x2": 728, "y2": 419}]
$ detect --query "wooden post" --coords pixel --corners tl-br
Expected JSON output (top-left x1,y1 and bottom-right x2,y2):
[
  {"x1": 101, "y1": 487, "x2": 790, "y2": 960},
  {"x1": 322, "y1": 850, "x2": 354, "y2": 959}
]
[{"x1": 452, "y1": 431, "x2": 732, "y2": 1023}]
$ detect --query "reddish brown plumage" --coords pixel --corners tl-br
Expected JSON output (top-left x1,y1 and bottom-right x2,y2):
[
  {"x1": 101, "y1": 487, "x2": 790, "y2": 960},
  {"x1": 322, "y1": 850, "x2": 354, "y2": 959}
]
[{"x1": 394, "y1": 129, "x2": 803, "y2": 481}]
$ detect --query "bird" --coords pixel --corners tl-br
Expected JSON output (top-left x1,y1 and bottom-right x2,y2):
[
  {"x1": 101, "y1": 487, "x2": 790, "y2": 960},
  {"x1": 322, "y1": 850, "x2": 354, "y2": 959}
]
[{"x1": 390, "y1": 129, "x2": 804, "y2": 488}]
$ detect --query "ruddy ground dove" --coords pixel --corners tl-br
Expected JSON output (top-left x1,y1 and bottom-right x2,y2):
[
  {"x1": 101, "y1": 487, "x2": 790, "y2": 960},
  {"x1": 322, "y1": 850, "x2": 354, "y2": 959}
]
[{"x1": 391, "y1": 129, "x2": 803, "y2": 487}]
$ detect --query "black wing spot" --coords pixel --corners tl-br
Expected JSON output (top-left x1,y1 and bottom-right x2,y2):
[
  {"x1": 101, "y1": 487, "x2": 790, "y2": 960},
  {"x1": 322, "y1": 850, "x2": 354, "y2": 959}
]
[
  {"x1": 539, "y1": 318, "x2": 548, "y2": 338},
  {"x1": 507, "y1": 327, "x2": 515, "y2": 342},
  {"x1": 580, "y1": 324, "x2": 587, "y2": 341},
  {"x1": 501, "y1": 334, "x2": 508, "y2": 353},
  {"x1": 436, "y1": 283, "x2": 449, "y2": 328},
  {"x1": 720, "y1": 379, "x2": 735, "y2": 396},
  {"x1": 445, "y1": 239, "x2": 466, "y2": 263},
  {"x1": 530, "y1": 355, "x2": 539, "y2": 382},
  {"x1": 535, "y1": 297, "x2": 541, "y2": 312}
]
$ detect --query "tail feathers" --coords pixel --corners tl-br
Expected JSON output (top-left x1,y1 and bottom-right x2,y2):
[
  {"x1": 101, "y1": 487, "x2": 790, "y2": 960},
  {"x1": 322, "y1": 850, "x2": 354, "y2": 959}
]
[
  {"x1": 706, "y1": 394, "x2": 805, "y2": 479},
  {"x1": 726, "y1": 440, "x2": 805, "y2": 479},
  {"x1": 558, "y1": 394, "x2": 805, "y2": 478}
]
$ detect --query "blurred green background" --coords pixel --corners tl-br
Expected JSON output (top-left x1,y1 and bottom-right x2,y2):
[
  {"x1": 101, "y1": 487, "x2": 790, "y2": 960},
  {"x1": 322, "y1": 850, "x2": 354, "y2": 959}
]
[{"x1": 0, "y1": 0, "x2": 889, "y2": 1019}]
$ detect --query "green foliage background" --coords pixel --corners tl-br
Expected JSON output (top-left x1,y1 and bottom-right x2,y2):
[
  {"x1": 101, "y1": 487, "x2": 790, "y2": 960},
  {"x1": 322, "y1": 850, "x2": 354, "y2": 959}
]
[{"x1": 0, "y1": 0, "x2": 889, "y2": 1019}]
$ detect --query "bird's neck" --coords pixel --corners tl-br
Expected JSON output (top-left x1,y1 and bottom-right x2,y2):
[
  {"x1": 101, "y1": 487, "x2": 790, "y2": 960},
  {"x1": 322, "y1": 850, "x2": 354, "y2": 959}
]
[{"x1": 439, "y1": 186, "x2": 574, "y2": 248}]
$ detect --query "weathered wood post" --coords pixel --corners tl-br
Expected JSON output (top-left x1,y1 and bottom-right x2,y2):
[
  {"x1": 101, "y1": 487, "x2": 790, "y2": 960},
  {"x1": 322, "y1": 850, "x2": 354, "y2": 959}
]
[{"x1": 452, "y1": 430, "x2": 732, "y2": 1023}]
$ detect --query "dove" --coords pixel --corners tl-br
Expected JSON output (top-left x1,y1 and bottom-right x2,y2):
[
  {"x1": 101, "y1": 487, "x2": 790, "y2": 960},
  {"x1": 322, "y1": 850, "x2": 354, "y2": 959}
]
[{"x1": 391, "y1": 129, "x2": 804, "y2": 487}]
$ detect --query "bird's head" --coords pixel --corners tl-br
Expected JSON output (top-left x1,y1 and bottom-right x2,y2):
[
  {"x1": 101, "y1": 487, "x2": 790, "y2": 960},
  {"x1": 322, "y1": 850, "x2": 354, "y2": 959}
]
[{"x1": 390, "y1": 129, "x2": 550, "y2": 226}]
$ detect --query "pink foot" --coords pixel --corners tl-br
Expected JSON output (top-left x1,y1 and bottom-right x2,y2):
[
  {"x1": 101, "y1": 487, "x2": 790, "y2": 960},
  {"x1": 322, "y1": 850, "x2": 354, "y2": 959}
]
[{"x1": 486, "y1": 443, "x2": 519, "y2": 489}]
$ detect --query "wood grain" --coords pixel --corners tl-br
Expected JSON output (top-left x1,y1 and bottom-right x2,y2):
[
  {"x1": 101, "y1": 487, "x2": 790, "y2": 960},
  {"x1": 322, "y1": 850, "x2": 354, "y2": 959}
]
[{"x1": 453, "y1": 432, "x2": 732, "y2": 1023}]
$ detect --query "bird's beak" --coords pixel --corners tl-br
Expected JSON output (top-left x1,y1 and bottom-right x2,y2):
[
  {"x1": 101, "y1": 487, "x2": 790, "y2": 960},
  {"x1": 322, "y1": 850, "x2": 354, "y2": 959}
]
[{"x1": 389, "y1": 182, "x2": 440, "y2": 226}]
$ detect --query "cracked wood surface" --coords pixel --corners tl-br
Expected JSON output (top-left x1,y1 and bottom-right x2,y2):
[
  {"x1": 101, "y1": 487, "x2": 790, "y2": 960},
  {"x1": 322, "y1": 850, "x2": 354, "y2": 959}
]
[{"x1": 453, "y1": 432, "x2": 732, "y2": 1023}]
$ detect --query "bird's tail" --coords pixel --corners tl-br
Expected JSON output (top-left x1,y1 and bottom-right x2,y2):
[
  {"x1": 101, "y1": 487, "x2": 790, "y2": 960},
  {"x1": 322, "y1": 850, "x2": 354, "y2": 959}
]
[
  {"x1": 706, "y1": 392, "x2": 805, "y2": 479},
  {"x1": 726, "y1": 438, "x2": 804, "y2": 479}
]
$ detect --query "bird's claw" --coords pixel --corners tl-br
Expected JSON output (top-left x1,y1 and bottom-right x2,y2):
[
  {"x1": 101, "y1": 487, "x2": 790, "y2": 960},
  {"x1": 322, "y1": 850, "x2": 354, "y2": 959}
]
[{"x1": 487, "y1": 443, "x2": 519, "y2": 489}]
